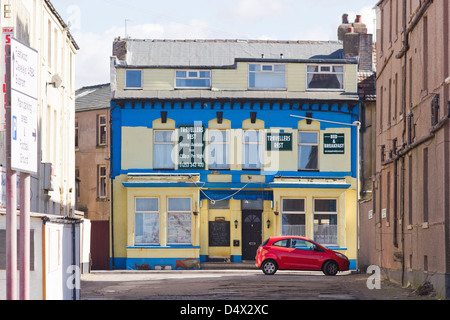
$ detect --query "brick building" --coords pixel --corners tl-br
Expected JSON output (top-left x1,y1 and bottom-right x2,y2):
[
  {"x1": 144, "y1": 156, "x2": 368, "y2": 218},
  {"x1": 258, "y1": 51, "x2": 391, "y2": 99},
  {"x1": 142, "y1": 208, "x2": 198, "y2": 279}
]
[{"x1": 359, "y1": 0, "x2": 450, "y2": 299}]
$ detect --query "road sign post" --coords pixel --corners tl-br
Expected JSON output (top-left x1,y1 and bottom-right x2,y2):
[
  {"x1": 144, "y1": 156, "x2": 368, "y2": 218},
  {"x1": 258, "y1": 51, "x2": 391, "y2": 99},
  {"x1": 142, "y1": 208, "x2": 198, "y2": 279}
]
[{"x1": 6, "y1": 37, "x2": 38, "y2": 300}]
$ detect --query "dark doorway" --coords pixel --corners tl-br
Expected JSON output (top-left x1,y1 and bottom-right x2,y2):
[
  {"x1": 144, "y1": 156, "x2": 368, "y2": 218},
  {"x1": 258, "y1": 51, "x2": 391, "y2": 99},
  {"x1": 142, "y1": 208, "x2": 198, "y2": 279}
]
[
  {"x1": 90, "y1": 221, "x2": 110, "y2": 270},
  {"x1": 242, "y1": 210, "x2": 262, "y2": 261}
]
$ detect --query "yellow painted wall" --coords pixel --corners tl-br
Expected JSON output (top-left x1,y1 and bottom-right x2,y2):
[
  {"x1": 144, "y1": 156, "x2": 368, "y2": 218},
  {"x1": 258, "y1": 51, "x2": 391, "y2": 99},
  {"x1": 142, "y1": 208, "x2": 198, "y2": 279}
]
[
  {"x1": 199, "y1": 199, "x2": 275, "y2": 259},
  {"x1": 113, "y1": 175, "x2": 357, "y2": 262},
  {"x1": 112, "y1": 175, "x2": 129, "y2": 259},
  {"x1": 122, "y1": 127, "x2": 153, "y2": 170},
  {"x1": 212, "y1": 63, "x2": 248, "y2": 91},
  {"x1": 116, "y1": 63, "x2": 357, "y2": 92},
  {"x1": 287, "y1": 64, "x2": 307, "y2": 91}
]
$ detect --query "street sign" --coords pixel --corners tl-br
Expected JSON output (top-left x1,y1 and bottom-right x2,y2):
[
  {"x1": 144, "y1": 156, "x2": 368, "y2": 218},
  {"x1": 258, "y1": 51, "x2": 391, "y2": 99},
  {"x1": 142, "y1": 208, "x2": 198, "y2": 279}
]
[{"x1": 10, "y1": 38, "x2": 38, "y2": 174}]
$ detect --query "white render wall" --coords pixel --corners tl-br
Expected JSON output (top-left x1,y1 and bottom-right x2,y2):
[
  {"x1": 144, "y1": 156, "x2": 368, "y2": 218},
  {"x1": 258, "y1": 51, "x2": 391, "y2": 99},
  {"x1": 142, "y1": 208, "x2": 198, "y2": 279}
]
[{"x1": 0, "y1": 0, "x2": 78, "y2": 217}]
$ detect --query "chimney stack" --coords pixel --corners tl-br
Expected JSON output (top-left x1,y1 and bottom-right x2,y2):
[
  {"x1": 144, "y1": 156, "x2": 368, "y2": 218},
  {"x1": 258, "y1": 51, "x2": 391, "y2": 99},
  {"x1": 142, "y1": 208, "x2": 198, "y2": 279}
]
[
  {"x1": 340, "y1": 14, "x2": 373, "y2": 71},
  {"x1": 338, "y1": 14, "x2": 351, "y2": 41}
]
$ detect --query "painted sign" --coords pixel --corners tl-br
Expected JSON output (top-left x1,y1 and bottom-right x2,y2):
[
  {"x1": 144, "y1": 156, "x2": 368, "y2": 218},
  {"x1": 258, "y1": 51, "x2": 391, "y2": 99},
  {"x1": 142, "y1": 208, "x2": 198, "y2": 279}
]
[
  {"x1": 209, "y1": 221, "x2": 230, "y2": 247},
  {"x1": 10, "y1": 38, "x2": 38, "y2": 174},
  {"x1": 1, "y1": 28, "x2": 14, "y2": 132},
  {"x1": 266, "y1": 133, "x2": 293, "y2": 151},
  {"x1": 323, "y1": 133, "x2": 345, "y2": 155},
  {"x1": 178, "y1": 124, "x2": 205, "y2": 169}
]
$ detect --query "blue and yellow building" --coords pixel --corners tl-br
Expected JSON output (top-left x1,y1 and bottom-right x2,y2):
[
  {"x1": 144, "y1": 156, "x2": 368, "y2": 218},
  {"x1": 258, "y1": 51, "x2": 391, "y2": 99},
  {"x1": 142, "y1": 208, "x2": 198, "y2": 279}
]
[{"x1": 110, "y1": 39, "x2": 360, "y2": 270}]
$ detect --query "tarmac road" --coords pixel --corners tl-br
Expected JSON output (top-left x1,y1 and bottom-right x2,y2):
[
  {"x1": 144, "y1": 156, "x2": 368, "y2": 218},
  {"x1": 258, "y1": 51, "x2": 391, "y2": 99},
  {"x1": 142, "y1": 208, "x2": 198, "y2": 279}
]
[{"x1": 80, "y1": 269, "x2": 435, "y2": 301}]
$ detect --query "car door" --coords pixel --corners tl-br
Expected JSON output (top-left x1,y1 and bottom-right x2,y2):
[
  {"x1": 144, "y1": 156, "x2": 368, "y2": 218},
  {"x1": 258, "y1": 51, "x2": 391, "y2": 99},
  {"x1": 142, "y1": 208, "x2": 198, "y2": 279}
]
[
  {"x1": 268, "y1": 239, "x2": 292, "y2": 269},
  {"x1": 289, "y1": 239, "x2": 324, "y2": 270}
]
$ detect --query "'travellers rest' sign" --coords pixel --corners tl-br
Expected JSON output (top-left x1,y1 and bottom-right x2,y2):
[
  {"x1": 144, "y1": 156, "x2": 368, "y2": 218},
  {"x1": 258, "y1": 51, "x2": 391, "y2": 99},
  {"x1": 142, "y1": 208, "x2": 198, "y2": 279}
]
[
  {"x1": 178, "y1": 124, "x2": 205, "y2": 169},
  {"x1": 266, "y1": 133, "x2": 292, "y2": 151},
  {"x1": 323, "y1": 133, "x2": 345, "y2": 154}
]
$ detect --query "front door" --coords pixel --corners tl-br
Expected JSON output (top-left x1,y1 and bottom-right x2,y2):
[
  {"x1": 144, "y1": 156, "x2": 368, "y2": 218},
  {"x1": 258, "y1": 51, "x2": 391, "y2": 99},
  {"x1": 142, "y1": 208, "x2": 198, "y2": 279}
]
[{"x1": 242, "y1": 210, "x2": 262, "y2": 261}]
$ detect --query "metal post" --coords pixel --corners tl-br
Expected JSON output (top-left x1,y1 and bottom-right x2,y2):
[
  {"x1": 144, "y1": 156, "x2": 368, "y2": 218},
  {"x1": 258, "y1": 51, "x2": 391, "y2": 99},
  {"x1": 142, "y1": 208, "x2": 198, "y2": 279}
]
[
  {"x1": 6, "y1": 104, "x2": 17, "y2": 300},
  {"x1": 20, "y1": 172, "x2": 30, "y2": 300}
]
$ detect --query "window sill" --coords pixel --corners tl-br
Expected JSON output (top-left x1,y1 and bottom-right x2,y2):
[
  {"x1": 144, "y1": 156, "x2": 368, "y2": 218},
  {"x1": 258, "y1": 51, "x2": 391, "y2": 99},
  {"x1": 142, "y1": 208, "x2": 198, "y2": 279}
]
[
  {"x1": 127, "y1": 245, "x2": 200, "y2": 250},
  {"x1": 306, "y1": 89, "x2": 345, "y2": 92},
  {"x1": 248, "y1": 87, "x2": 287, "y2": 91},
  {"x1": 242, "y1": 168, "x2": 263, "y2": 172}
]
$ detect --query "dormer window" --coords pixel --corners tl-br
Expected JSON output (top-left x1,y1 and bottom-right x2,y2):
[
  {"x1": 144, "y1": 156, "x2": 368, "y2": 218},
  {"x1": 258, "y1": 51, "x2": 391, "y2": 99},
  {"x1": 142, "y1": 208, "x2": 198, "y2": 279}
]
[
  {"x1": 175, "y1": 70, "x2": 211, "y2": 88},
  {"x1": 249, "y1": 64, "x2": 286, "y2": 90},
  {"x1": 307, "y1": 65, "x2": 344, "y2": 90},
  {"x1": 125, "y1": 70, "x2": 142, "y2": 89}
]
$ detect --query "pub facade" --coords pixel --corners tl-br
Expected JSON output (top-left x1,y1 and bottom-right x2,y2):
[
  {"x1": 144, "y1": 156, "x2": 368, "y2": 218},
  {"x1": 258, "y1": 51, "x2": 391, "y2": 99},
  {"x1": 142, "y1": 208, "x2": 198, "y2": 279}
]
[{"x1": 109, "y1": 39, "x2": 360, "y2": 270}]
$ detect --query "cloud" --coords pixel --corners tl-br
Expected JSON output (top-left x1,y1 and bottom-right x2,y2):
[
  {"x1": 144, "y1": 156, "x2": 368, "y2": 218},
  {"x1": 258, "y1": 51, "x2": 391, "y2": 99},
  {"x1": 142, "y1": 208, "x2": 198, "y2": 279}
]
[
  {"x1": 226, "y1": 0, "x2": 285, "y2": 21},
  {"x1": 72, "y1": 19, "x2": 213, "y2": 88}
]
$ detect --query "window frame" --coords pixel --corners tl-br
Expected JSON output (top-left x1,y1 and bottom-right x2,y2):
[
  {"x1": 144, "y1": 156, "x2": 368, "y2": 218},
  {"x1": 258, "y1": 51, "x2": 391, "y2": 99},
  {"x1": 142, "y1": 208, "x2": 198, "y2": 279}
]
[
  {"x1": 135, "y1": 197, "x2": 160, "y2": 246},
  {"x1": 242, "y1": 129, "x2": 263, "y2": 170},
  {"x1": 175, "y1": 70, "x2": 211, "y2": 89},
  {"x1": 208, "y1": 129, "x2": 230, "y2": 170},
  {"x1": 306, "y1": 64, "x2": 344, "y2": 91},
  {"x1": 281, "y1": 198, "x2": 306, "y2": 237},
  {"x1": 97, "y1": 114, "x2": 107, "y2": 147},
  {"x1": 298, "y1": 131, "x2": 319, "y2": 171},
  {"x1": 313, "y1": 198, "x2": 338, "y2": 246},
  {"x1": 75, "y1": 118, "x2": 79, "y2": 149},
  {"x1": 97, "y1": 165, "x2": 107, "y2": 199},
  {"x1": 153, "y1": 130, "x2": 175, "y2": 170},
  {"x1": 248, "y1": 63, "x2": 287, "y2": 90},
  {"x1": 167, "y1": 197, "x2": 192, "y2": 245},
  {"x1": 125, "y1": 69, "x2": 143, "y2": 89}
]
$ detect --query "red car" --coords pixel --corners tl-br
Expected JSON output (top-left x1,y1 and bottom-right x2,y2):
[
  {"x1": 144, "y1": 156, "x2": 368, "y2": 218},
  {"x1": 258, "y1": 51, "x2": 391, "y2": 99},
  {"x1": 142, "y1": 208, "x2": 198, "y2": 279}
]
[{"x1": 255, "y1": 236, "x2": 350, "y2": 276}]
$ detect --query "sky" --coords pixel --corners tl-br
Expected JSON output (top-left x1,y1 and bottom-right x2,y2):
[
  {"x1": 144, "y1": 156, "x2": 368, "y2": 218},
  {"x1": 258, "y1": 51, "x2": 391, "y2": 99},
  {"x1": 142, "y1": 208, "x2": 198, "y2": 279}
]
[{"x1": 51, "y1": 0, "x2": 377, "y2": 89}]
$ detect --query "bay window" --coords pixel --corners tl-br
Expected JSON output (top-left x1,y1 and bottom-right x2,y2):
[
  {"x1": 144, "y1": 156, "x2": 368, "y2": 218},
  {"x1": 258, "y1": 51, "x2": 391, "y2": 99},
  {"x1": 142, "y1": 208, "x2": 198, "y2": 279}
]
[
  {"x1": 314, "y1": 199, "x2": 338, "y2": 245},
  {"x1": 281, "y1": 199, "x2": 306, "y2": 237},
  {"x1": 167, "y1": 198, "x2": 192, "y2": 244},
  {"x1": 135, "y1": 198, "x2": 159, "y2": 245}
]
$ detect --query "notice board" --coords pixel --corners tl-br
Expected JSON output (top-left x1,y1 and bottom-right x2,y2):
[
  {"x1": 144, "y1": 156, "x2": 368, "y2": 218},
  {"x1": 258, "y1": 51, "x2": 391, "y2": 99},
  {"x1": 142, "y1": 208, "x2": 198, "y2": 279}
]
[
  {"x1": 208, "y1": 221, "x2": 230, "y2": 247},
  {"x1": 178, "y1": 125, "x2": 206, "y2": 169}
]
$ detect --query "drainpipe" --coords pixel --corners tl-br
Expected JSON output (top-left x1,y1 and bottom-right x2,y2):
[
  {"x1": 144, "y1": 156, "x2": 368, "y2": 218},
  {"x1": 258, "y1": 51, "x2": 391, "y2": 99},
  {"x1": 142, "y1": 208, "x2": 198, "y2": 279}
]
[{"x1": 110, "y1": 104, "x2": 119, "y2": 270}]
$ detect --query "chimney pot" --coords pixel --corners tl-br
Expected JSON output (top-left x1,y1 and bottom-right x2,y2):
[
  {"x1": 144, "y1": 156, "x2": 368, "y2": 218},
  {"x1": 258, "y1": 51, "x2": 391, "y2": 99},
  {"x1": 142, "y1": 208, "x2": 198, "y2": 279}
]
[
  {"x1": 355, "y1": 15, "x2": 362, "y2": 23},
  {"x1": 342, "y1": 13, "x2": 349, "y2": 24}
]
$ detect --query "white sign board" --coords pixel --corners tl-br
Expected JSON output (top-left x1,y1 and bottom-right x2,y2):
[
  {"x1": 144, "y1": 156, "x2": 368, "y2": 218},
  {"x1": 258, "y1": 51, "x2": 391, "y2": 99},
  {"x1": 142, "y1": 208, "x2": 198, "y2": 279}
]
[{"x1": 10, "y1": 38, "x2": 38, "y2": 174}]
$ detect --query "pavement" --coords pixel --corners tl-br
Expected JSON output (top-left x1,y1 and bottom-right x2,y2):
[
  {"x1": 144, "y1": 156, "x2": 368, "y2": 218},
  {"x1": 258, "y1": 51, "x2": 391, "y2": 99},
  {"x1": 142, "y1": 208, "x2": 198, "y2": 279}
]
[{"x1": 80, "y1": 263, "x2": 439, "y2": 301}]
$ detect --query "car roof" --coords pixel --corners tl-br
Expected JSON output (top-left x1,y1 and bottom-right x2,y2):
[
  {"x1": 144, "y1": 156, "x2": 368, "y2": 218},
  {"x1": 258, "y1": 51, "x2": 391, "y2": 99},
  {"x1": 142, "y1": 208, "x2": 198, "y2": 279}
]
[{"x1": 268, "y1": 236, "x2": 311, "y2": 243}]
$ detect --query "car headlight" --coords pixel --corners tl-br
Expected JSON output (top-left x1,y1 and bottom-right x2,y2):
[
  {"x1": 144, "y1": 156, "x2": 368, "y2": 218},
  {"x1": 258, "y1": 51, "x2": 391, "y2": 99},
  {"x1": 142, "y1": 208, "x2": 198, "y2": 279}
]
[{"x1": 335, "y1": 252, "x2": 348, "y2": 260}]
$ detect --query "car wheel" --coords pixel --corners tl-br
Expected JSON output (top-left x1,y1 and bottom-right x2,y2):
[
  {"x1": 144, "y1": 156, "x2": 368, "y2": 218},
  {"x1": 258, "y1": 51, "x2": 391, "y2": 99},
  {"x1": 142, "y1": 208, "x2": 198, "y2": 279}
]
[
  {"x1": 323, "y1": 261, "x2": 339, "y2": 276},
  {"x1": 262, "y1": 260, "x2": 278, "y2": 275}
]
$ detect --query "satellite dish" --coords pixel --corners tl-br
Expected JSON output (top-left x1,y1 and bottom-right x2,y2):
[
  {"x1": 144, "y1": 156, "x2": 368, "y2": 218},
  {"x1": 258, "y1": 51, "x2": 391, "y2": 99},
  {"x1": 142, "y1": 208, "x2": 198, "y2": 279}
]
[{"x1": 51, "y1": 74, "x2": 63, "y2": 88}]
